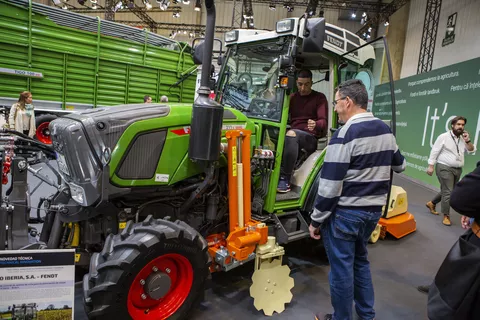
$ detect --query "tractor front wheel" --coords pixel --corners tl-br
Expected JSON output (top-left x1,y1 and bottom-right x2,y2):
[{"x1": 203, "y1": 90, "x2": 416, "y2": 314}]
[{"x1": 83, "y1": 216, "x2": 211, "y2": 320}]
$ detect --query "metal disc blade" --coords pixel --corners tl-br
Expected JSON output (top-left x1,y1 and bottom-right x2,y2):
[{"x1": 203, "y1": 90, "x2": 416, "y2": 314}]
[{"x1": 250, "y1": 260, "x2": 294, "y2": 316}]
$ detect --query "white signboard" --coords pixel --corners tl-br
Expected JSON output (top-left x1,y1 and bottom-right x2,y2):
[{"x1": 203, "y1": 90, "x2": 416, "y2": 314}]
[
  {"x1": 0, "y1": 249, "x2": 75, "y2": 319},
  {"x1": 0, "y1": 67, "x2": 44, "y2": 78}
]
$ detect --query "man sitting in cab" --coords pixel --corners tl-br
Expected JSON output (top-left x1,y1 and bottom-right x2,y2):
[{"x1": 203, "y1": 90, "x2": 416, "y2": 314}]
[{"x1": 277, "y1": 69, "x2": 328, "y2": 193}]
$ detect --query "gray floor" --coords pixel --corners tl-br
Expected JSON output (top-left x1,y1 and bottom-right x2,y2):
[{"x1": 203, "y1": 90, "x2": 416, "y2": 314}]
[
  {"x1": 186, "y1": 174, "x2": 464, "y2": 320},
  {"x1": 16, "y1": 166, "x2": 463, "y2": 320}
]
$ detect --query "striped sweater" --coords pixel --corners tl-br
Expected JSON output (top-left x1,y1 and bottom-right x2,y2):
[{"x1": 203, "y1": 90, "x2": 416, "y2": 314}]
[{"x1": 311, "y1": 112, "x2": 406, "y2": 227}]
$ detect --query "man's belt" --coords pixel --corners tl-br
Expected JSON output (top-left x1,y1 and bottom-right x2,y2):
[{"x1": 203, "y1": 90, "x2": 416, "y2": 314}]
[{"x1": 472, "y1": 220, "x2": 480, "y2": 238}]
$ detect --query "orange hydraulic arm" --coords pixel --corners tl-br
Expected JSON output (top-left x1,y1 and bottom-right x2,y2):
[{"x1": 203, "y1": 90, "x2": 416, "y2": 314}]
[{"x1": 207, "y1": 129, "x2": 268, "y2": 271}]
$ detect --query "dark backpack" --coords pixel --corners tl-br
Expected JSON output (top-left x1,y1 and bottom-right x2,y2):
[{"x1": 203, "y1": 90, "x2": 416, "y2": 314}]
[{"x1": 428, "y1": 230, "x2": 480, "y2": 320}]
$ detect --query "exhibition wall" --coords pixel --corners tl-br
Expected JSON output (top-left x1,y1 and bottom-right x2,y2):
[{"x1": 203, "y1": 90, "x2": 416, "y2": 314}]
[{"x1": 374, "y1": 57, "x2": 480, "y2": 188}]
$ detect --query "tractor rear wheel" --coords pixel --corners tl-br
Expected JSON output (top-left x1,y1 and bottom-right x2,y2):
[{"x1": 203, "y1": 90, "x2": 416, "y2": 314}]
[
  {"x1": 34, "y1": 114, "x2": 57, "y2": 144},
  {"x1": 83, "y1": 216, "x2": 211, "y2": 320}
]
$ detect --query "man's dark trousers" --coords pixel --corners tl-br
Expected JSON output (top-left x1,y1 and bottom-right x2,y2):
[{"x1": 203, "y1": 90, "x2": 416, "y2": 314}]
[{"x1": 281, "y1": 129, "x2": 317, "y2": 179}]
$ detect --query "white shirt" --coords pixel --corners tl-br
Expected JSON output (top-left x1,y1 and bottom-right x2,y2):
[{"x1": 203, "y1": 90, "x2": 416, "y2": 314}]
[{"x1": 428, "y1": 130, "x2": 476, "y2": 168}]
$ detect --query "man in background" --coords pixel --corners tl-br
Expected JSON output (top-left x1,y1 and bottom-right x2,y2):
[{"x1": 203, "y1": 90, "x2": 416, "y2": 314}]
[
  {"x1": 426, "y1": 116, "x2": 476, "y2": 226},
  {"x1": 144, "y1": 95, "x2": 152, "y2": 103}
]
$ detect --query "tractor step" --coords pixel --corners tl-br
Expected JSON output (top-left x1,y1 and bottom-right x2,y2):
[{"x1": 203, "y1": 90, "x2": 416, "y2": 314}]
[{"x1": 272, "y1": 210, "x2": 310, "y2": 244}]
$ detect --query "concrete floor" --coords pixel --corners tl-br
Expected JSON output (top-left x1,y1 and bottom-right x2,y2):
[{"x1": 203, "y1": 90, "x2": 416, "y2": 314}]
[
  {"x1": 12, "y1": 162, "x2": 463, "y2": 319},
  {"x1": 74, "y1": 174, "x2": 465, "y2": 319}
]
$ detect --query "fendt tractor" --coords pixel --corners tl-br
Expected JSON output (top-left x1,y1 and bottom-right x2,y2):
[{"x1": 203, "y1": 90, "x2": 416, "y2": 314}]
[{"x1": 0, "y1": 0, "x2": 414, "y2": 319}]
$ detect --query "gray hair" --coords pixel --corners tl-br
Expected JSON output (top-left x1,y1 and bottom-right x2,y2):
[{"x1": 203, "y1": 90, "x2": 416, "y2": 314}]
[
  {"x1": 336, "y1": 79, "x2": 368, "y2": 110},
  {"x1": 160, "y1": 95, "x2": 168, "y2": 102}
]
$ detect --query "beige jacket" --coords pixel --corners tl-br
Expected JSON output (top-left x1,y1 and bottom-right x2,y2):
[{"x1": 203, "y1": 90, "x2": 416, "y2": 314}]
[{"x1": 9, "y1": 103, "x2": 36, "y2": 138}]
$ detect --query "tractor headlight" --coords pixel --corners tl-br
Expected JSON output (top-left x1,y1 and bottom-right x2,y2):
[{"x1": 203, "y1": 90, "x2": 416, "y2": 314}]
[
  {"x1": 68, "y1": 183, "x2": 86, "y2": 206},
  {"x1": 225, "y1": 30, "x2": 239, "y2": 43},
  {"x1": 276, "y1": 19, "x2": 294, "y2": 33}
]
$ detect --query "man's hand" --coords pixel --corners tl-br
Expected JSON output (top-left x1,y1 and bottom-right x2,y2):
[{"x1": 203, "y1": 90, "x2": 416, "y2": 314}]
[
  {"x1": 309, "y1": 224, "x2": 321, "y2": 240},
  {"x1": 307, "y1": 119, "x2": 316, "y2": 131},
  {"x1": 461, "y1": 215, "x2": 471, "y2": 229},
  {"x1": 462, "y1": 131, "x2": 470, "y2": 142},
  {"x1": 426, "y1": 165, "x2": 434, "y2": 176}
]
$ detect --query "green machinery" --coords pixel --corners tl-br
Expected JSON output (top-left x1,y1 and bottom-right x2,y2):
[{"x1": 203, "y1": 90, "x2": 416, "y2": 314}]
[
  {"x1": 0, "y1": 0, "x2": 197, "y2": 143},
  {"x1": 0, "y1": 0, "x2": 400, "y2": 319}
]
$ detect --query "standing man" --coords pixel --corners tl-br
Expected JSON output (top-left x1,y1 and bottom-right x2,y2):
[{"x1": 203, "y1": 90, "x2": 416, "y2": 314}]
[
  {"x1": 310, "y1": 79, "x2": 406, "y2": 320},
  {"x1": 425, "y1": 116, "x2": 476, "y2": 226},
  {"x1": 277, "y1": 69, "x2": 328, "y2": 192}
]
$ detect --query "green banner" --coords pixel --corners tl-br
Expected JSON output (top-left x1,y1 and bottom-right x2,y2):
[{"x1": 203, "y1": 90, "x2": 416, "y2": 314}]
[{"x1": 373, "y1": 57, "x2": 480, "y2": 188}]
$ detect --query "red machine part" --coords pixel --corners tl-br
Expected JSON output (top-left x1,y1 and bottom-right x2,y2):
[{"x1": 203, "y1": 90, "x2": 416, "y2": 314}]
[{"x1": 2, "y1": 156, "x2": 11, "y2": 185}]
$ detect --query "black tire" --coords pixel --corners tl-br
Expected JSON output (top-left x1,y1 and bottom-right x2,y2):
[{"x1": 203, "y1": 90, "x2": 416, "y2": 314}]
[
  {"x1": 34, "y1": 113, "x2": 57, "y2": 144},
  {"x1": 83, "y1": 215, "x2": 211, "y2": 320}
]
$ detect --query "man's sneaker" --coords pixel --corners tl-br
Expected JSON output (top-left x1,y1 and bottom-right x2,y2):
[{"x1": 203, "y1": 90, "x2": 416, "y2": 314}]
[
  {"x1": 277, "y1": 176, "x2": 291, "y2": 193},
  {"x1": 314, "y1": 313, "x2": 333, "y2": 320},
  {"x1": 443, "y1": 215, "x2": 452, "y2": 226},
  {"x1": 426, "y1": 201, "x2": 439, "y2": 215},
  {"x1": 417, "y1": 285, "x2": 430, "y2": 294}
]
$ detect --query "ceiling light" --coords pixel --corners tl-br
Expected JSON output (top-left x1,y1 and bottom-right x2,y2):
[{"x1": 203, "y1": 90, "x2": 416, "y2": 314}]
[
  {"x1": 173, "y1": 12, "x2": 180, "y2": 18},
  {"x1": 91, "y1": 0, "x2": 97, "y2": 3},
  {"x1": 269, "y1": 4, "x2": 276, "y2": 11},
  {"x1": 145, "y1": 2, "x2": 152, "y2": 9},
  {"x1": 62, "y1": 4, "x2": 68, "y2": 9},
  {"x1": 194, "y1": 0, "x2": 201, "y2": 11},
  {"x1": 351, "y1": 12, "x2": 356, "y2": 18},
  {"x1": 384, "y1": 20, "x2": 390, "y2": 26},
  {"x1": 182, "y1": 0, "x2": 190, "y2": 4},
  {"x1": 92, "y1": 4, "x2": 97, "y2": 9},
  {"x1": 362, "y1": 12, "x2": 367, "y2": 18}
]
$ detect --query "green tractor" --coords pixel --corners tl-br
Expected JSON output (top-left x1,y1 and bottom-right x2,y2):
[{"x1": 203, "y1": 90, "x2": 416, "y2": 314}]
[{"x1": 0, "y1": 0, "x2": 399, "y2": 319}]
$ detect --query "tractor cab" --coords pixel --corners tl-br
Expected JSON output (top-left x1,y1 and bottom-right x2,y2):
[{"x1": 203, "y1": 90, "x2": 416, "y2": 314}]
[{"x1": 214, "y1": 17, "x2": 379, "y2": 216}]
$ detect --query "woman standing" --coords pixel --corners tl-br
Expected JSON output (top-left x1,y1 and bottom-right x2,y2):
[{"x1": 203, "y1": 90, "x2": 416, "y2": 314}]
[{"x1": 9, "y1": 91, "x2": 36, "y2": 138}]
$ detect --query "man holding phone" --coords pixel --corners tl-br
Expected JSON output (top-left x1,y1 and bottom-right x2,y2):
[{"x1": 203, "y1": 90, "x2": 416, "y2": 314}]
[{"x1": 426, "y1": 116, "x2": 476, "y2": 226}]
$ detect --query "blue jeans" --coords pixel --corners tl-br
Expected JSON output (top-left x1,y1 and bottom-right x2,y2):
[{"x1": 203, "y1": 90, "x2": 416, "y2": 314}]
[{"x1": 320, "y1": 208, "x2": 382, "y2": 320}]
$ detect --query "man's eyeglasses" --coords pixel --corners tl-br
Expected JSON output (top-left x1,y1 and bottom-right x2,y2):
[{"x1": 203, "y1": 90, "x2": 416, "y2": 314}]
[{"x1": 333, "y1": 96, "x2": 347, "y2": 106}]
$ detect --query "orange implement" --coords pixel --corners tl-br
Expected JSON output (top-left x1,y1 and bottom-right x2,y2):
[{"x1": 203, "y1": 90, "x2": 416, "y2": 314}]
[
  {"x1": 205, "y1": 130, "x2": 268, "y2": 267},
  {"x1": 378, "y1": 212, "x2": 416, "y2": 239}
]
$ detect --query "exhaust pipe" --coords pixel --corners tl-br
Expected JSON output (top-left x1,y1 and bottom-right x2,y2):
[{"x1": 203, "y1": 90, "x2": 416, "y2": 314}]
[{"x1": 188, "y1": 0, "x2": 224, "y2": 162}]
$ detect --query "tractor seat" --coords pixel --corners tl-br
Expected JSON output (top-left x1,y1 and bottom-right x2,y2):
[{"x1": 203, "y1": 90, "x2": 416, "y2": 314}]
[{"x1": 294, "y1": 137, "x2": 328, "y2": 170}]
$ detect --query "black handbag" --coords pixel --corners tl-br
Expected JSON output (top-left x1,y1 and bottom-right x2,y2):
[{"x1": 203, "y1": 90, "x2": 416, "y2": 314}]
[{"x1": 427, "y1": 229, "x2": 480, "y2": 320}]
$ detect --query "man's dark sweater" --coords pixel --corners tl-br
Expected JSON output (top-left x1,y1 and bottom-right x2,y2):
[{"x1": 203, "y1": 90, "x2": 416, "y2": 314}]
[{"x1": 289, "y1": 90, "x2": 328, "y2": 138}]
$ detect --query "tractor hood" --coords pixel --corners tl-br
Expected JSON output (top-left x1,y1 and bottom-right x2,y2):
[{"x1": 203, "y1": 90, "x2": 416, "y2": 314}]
[{"x1": 49, "y1": 103, "x2": 255, "y2": 206}]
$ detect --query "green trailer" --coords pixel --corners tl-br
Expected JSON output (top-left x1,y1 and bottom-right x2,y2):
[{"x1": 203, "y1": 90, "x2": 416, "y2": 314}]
[{"x1": 0, "y1": 0, "x2": 198, "y2": 143}]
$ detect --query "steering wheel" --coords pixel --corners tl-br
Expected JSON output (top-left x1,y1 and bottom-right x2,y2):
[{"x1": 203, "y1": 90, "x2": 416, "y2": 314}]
[{"x1": 237, "y1": 73, "x2": 253, "y2": 90}]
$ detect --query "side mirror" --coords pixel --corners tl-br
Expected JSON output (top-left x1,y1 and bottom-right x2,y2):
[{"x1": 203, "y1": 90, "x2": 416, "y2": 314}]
[
  {"x1": 279, "y1": 55, "x2": 294, "y2": 69},
  {"x1": 302, "y1": 18, "x2": 326, "y2": 53},
  {"x1": 193, "y1": 41, "x2": 205, "y2": 65},
  {"x1": 217, "y1": 55, "x2": 224, "y2": 66},
  {"x1": 324, "y1": 71, "x2": 330, "y2": 82}
]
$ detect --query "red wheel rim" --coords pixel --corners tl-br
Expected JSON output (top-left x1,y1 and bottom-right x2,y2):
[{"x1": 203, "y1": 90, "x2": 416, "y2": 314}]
[
  {"x1": 127, "y1": 253, "x2": 193, "y2": 319},
  {"x1": 36, "y1": 122, "x2": 52, "y2": 144}
]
